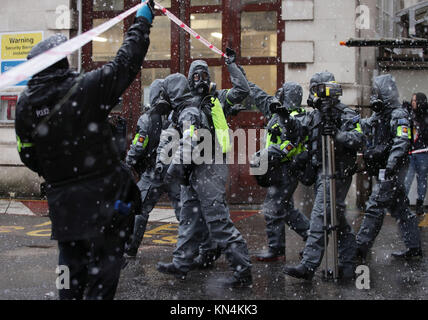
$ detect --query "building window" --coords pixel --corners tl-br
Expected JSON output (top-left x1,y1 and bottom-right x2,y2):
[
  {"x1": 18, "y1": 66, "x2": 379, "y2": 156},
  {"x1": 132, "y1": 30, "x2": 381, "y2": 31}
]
[
  {"x1": 241, "y1": 0, "x2": 277, "y2": 4},
  {"x1": 83, "y1": 0, "x2": 283, "y2": 115},
  {"x1": 92, "y1": 19, "x2": 123, "y2": 62},
  {"x1": 243, "y1": 65, "x2": 277, "y2": 95},
  {"x1": 191, "y1": 0, "x2": 221, "y2": 5},
  {"x1": 0, "y1": 96, "x2": 17, "y2": 122},
  {"x1": 93, "y1": 0, "x2": 124, "y2": 11},
  {"x1": 190, "y1": 13, "x2": 222, "y2": 59},
  {"x1": 241, "y1": 11, "x2": 277, "y2": 58},
  {"x1": 376, "y1": 0, "x2": 398, "y2": 37},
  {"x1": 146, "y1": 16, "x2": 171, "y2": 60}
]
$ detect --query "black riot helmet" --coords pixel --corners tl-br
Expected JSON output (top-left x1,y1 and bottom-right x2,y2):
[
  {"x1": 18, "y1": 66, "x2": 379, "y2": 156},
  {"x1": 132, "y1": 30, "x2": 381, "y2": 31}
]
[
  {"x1": 187, "y1": 60, "x2": 216, "y2": 96},
  {"x1": 27, "y1": 34, "x2": 69, "y2": 73}
]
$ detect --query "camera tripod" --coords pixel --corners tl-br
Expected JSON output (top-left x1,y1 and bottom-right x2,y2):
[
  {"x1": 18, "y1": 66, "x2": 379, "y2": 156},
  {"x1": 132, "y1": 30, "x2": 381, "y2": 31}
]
[{"x1": 320, "y1": 101, "x2": 339, "y2": 281}]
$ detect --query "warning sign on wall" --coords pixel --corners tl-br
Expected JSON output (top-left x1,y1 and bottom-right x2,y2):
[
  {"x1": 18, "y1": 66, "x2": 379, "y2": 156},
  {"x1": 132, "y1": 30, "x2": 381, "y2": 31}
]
[{"x1": 1, "y1": 32, "x2": 43, "y2": 60}]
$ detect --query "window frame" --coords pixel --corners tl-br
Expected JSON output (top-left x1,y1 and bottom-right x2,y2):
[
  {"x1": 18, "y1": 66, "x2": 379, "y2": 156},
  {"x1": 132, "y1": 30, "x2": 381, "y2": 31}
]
[{"x1": 82, "y1": 0, "x2": 284, "y2": 128}]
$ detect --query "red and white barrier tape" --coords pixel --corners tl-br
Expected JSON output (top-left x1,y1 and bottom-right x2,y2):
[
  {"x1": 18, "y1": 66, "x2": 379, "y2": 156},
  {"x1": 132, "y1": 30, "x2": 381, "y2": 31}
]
[
  {"x1": 0, "y1": 1, "x2": 227, "y2": 91},
  {"x1": 154, "y1": 1, "x2": 227, "y2": 58},
  {"x1": 409, "y1": 148, "x2": 428, "y2": 155}
]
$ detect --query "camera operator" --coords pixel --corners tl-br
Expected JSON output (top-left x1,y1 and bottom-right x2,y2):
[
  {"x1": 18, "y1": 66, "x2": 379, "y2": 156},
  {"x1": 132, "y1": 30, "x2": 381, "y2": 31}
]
[
  {"x1": 283, "y1": 72, "x2": 365, "y2": 281},
  {"x1": 356, "y1": 75, "x2": 422, "y2": 262}
]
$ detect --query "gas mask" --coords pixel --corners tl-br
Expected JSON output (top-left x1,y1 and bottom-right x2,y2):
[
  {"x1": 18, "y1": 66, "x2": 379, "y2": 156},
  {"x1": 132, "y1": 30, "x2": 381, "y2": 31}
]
[
  {"x1": 307, "y1": 83, "x2": 317, "y2": 107},
  {"x1": 153, "y1": 89, "x2": 171, "y2": 115},
  {"x1": 369, "y1": 87, "x2": 385, "y2": 113},
  {"x1": 191, "y1": 69, "x2": 216, "y2": 96}
]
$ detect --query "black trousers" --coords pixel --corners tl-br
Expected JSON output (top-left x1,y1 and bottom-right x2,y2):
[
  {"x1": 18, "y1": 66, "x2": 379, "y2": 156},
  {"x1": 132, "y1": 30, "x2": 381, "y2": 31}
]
[{"x1": 57, "y1": 214, "x2": 132, "y2": 300}]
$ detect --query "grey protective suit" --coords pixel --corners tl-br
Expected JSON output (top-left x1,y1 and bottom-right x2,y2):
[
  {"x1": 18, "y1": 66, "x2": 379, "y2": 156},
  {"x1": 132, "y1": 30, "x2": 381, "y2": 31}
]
[
  {"x1": 249, "y1": 81, "x2": 310, "y2": 253},
  {"x1": 356, "y1": 74, "x2": 421, "y2": 252},
  {"x1": 297, "y1": 72, "x2": 365, "y2": 272},
  {"x1": 165, "y1": 60, "x2": 252, "y2": 278},
  {"x1": 125, "y1": 79, "x2": 181, "y2": 255}
]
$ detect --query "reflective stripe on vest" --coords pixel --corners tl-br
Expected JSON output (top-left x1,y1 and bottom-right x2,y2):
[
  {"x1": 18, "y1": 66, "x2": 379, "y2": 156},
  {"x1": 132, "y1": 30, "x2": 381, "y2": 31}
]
[
  {"x1": 225, "y1": 89, "x2": 233, "y2": 106},
  {"x1": 211, "y1": 97, "x2": 231, "y2": 153},
  {"x1": 16, "y1": 135, "x2": 34, "y2": 153},
  {"x1": 265, "y1": 123, "x2": 282, "y2": 149},
  {"x1": 354, "y1": 122, "x2": 362, "y2": 133}
]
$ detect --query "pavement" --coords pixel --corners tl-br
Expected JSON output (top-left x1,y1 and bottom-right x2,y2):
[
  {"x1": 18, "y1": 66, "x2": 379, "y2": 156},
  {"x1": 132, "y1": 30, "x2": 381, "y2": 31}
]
[{"x1": 0, "y1": 199, "x2": 427, "y2": 300}]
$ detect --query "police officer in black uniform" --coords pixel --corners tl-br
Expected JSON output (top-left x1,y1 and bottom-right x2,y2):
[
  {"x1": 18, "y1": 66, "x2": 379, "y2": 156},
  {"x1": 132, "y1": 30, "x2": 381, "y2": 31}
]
[{"x1": 15, "y1": 1, "x2": 154, "y2": 299}]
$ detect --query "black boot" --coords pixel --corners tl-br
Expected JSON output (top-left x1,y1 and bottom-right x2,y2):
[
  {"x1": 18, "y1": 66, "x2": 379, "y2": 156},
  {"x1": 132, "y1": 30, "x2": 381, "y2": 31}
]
[
  {"x1": 338, "y1": 265, "x2": 356, "y2": 281},
  {"x1": 391, "y1": 247, "x2": 423, "y2": 260},
  {"x1": 191, "y1": 253, "x2": 215, "y2": 270},
  {"x1": 156, "y1": 262, "x2": 187, "y2": 280},
  {"x1": 283, "y1": 264, "x2": 314, "y2": 281},
  {"x1": 254, "y1": 248, "x2": 285, "y2": 262},
  {"x1": 221, "y1": 271, "x2": 253, "y2": 288},
  {"x1": 416, "y1": 199, "x2": 424, "y2": 216},
  {"x1": 124, "y1": 247, "x2": 138, "y2": 259},
  {"x1": 356, "y1": 246, "x2": 369, "y2": 264}
]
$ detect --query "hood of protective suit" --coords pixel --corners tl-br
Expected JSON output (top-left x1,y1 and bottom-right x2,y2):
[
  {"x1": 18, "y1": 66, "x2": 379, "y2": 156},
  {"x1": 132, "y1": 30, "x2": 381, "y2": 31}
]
[
  {"x1": 187, "y1": 60, "x2": 210, "y2": 93},
  {"x1": 279, "y1": 82, "x2": 303, "y2": 111},
  {"x1": 163, "y1": 73, "x2": 193, "y2": 111},
  {"x1": 149, "y1": 79, "x2": 165, "y2": 106},
  {"x1": 309, "y1": 71, "x2": 335, "y2": 91},
  {"x1": 148, "y1": 79, "x2": 171, "y2": 115},
  {"x1": 371, "y1": 74, "x2": 400, "y2": 108}
]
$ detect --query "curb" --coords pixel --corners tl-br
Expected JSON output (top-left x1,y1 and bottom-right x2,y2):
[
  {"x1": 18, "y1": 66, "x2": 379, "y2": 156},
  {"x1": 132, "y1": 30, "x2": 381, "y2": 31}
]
[{"x1": 0, "y1": 199, "x2": 260, "y2": 223}]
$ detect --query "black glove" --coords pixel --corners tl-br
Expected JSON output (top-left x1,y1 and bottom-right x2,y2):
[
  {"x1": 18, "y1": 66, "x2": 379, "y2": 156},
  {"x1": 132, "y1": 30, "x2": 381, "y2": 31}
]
[
  {"x1": 321, "y1": 122, "x2": 337, "y2": 136},
  {"x1": 269, "y1": 98, "x2": 285, "y2": 115},
  {"x1": 225, "y1": 47, "x2": 236, "y2": 65},
  {"x1": 370, "y1": 98, "x2": 384, "y2": 113},
  {"x1": 335, "y1": 131, "x2": 347, "y2": 144},
  {"x1": 229, "y1": 104, "x2": 246, "y2": 116}
]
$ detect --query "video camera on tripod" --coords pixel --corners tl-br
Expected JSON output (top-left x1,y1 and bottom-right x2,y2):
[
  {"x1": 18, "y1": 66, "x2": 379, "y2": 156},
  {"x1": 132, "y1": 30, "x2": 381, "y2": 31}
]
[
  {"x1": 310, "y1": 82, "x2": 343, "y2": 136},
  {"x1": 312, "y1": 82, "x2": 343, "y2": 281},
  {"x1": 313, "y1": 82, "x2": 343, "y2": 100}
]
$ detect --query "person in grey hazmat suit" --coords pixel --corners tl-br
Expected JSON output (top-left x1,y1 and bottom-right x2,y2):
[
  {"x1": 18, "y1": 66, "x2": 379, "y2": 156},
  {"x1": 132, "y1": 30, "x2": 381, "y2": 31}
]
[
  {"x1": 356, "y1": 74, "x2": 422, "y2": 261},
  {"x1": 283, "y1": 72, "x2": 365, "y2": 280},
  {"x1": 156, "y1": 48, "x2": 253, "y2": 287},
  {"x1": 124, "y1": 79, "x2": 181, "y2": 258},
  {"x1": 248, "y1": 81, "x2": 310, "y2": 261}
]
